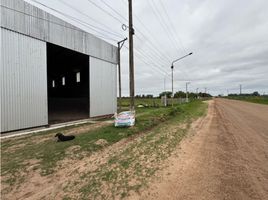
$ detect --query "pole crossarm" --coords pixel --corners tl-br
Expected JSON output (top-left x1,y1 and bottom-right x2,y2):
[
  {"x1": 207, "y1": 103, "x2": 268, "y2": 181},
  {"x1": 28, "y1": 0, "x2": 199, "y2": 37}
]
[{"x1": 118, "y1": 37, "x2": 128, "y2": 50}]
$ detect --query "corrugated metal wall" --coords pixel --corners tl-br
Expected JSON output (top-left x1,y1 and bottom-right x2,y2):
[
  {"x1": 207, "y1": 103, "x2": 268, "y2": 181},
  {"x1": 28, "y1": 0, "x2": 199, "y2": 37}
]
[
  {"x1": 90, "y1": 57, "x2": 117, "y2": 117},
  {"x1": 0, "y1": 28, "x2": 48, "y2": 132},
  {"x1": 0, "y1": 0, "x2": 117, "y2": 64}
]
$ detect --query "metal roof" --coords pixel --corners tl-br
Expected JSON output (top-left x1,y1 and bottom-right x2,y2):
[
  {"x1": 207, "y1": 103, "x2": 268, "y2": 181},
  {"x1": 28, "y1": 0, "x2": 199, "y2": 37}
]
[{"x1": 0, "y1": 0, "x2": 118, "y2": 64}]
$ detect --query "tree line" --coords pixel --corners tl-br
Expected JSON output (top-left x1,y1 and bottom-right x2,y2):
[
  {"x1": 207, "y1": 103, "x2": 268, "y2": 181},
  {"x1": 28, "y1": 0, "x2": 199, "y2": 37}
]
[
  {"x1": 227, "y1": 91, "x2": 261, "y2": 97},
  {"x1": 159, "y1": 91, "x2": 211, "y2": 98}
]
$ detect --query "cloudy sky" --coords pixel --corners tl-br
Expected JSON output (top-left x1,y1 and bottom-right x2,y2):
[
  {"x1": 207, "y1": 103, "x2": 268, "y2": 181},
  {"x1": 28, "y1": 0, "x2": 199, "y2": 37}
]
[{"x1": 27, "y1": 0, "x2": 268, "y2": 96}]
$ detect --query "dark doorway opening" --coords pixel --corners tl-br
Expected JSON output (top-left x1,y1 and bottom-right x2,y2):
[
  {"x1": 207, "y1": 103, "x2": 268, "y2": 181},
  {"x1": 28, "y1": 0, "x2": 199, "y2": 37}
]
[{"x1": 47, "y1": 43, "x2": 89, "y2": 124}]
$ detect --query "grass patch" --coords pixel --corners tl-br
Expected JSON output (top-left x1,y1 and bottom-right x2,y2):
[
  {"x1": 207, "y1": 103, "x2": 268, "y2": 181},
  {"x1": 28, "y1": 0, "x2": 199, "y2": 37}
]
[
  {"x1": 1, "y1": 104, "x2": 188, "y2": 186},
  {"x1": 119, "y1": 98, "x2": 162, "y2": 107},
  {"x1": 77, "y1": 101, "x2": 207, "y2": 199},
  {"x1": 1, "y1": 101, "x2": 207, "y2": 199},
  {"x1": 226, "y1": 96, "x2": 268, "y2": 105}
]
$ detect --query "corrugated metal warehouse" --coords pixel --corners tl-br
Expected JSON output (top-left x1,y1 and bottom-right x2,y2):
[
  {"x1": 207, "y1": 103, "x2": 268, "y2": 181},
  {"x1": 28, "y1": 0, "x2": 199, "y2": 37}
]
[{"x1": 0, "y1": 0, "x2": 118, "y2": 132}]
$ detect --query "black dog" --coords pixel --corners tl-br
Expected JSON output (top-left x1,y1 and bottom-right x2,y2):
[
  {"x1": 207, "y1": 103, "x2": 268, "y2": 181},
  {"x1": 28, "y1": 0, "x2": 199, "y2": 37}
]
[{"x1": 55, "y1": 133, "x2": 75, "y2": 142}]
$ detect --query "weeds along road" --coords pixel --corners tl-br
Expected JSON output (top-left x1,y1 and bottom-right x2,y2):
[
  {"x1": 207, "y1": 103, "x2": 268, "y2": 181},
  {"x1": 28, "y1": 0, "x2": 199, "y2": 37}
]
[{"x1": 136, "y1": 98, "x2": 268, "y2": 200}]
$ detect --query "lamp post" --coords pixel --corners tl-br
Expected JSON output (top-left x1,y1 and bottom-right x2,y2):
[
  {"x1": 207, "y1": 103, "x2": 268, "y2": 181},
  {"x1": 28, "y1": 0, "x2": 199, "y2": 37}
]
[{"x1": 171, "y1": 52, "x2": 193, "y2": 106}]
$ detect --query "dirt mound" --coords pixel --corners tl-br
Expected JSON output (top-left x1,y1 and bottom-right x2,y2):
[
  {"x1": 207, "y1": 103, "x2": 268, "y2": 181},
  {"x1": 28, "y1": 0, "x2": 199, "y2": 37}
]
[{"x1": 94, "y1": 139, "x2": 108, "y2": 146}]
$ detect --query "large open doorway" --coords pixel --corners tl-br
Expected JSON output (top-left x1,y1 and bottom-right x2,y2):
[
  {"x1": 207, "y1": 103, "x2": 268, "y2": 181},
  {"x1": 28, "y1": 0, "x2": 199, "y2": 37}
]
[{"x1": 47, "y1": 43, "x2": 89, "y2": 124}]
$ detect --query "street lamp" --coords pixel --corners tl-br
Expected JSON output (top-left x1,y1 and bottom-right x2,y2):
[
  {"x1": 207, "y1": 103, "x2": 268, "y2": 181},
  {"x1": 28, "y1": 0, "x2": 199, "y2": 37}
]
[{"x1": 171, "y1": 52, "x2": 193, "y2": 106}]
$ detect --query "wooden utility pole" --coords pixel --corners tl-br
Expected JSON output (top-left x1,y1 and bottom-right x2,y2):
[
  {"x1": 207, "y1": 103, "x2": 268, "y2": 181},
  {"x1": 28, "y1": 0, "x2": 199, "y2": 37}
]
[
  {"x1": 128, "y1": 0, "x2": 135, "y2": 110},
  {"x1": 117, "y1": 38, "x2": 127, "y2": 112}
]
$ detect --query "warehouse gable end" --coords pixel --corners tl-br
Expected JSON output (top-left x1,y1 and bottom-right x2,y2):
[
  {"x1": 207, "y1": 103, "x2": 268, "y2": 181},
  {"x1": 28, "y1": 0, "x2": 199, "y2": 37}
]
[{"x1": 0, "y1": 0, "x2": 118, "y2": 133}]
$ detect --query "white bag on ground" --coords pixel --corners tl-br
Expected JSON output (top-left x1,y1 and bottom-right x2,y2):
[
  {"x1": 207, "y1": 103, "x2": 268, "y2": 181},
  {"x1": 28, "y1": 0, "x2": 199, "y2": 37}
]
[{"x1": 114, "y1": 111, "x2": 135, "y2": 127}]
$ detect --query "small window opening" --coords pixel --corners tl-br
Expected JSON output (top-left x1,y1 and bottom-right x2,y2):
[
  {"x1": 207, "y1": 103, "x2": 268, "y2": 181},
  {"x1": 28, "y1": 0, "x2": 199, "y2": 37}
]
[
  {"x1": 52, "y1": 80, "x2": 55, "y2": 88},
  {"x1": 62, "y1": 77, "x2": 65, "y2": 86},
  {"x1": 76, "y1": 72, "x2": 81, "y2": 83}
]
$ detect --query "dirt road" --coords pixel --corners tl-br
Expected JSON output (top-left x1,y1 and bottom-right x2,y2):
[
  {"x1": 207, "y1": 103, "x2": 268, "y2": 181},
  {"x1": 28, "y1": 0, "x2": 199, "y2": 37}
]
[{"x1": 134, "y1": 99, "x2": 268, "y2": 200}]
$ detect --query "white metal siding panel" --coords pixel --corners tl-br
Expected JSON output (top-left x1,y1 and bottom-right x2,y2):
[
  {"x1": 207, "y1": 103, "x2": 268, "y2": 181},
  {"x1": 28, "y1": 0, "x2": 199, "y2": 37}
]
[
  {"x1": 0, "y1": 0, "x2": 118, "y2": 64},
  {"x1": 90, "y1": 57, "x2": 117, "y2": 117},
  {"x1": 0, "y1": 23, "x2": 2, "y2": 132},
  {"x1": 0, "y1": 28, "x2": 48, "y2": 132}
]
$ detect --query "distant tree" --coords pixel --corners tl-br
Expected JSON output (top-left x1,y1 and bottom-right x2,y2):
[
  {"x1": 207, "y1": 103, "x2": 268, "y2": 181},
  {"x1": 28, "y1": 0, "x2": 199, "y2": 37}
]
[
  {"x1": 199, "y1": 92, "x2": 212, "y2": 97},
  {"x1": 252, "y1": 91, "x2": 260, "y2": 96},
  {"x1": 188, "y1": 92, "x2": 196, "y2": 98},
  {"x1": 146, "y1": 94, "x2": 153, "y2": 98},
  {"x1": 174, "y1": 91, "x2": 185, "y2": 98},
  {"x1": 159, "y1": 91, "x2": 172, "y2": 98}
]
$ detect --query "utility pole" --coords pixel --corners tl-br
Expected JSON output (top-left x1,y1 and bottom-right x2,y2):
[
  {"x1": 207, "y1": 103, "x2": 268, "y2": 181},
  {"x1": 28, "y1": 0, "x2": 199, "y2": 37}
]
[
  {"x1": 164, "y1": 77, "x2": 167, "y2": 107},
  {"x1": 239, "y1": 84, "x2": 242, "y2": 95},
  {"x1": 117, "y1": 38, "x2": 127, "y2": 112},
  {"x1": 204, "y1": 87, "x2": 207, "y2": 95},
  {"x1": 186, "y1": 82, "x2": 190, "y2": 103},
  {"x1": 128, "y1": 0, "x2": 135, "y2": 110},
  {"x1": 171, "y1": 66, "x2": 174, "y2": 106},
  {"x1": 196, "y1": 88, "x2": 199, "y2": 99},
  {"x1": 164, "y1": 77, "x2": 166, "y2": 92}
]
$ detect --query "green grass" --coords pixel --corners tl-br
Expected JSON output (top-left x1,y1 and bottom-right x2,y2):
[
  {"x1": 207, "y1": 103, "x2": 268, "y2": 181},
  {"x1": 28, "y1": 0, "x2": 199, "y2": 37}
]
[
  {"x1": 226, "y1": 96, "x2": 268, "y2": 105},
  {"x1": 1, "y1": 100, "x2": 207, "y2": 198},
  {"x1": 119, "y1": 98, "x2": 162, "y2": 108},
  {"x1": 1, "y1": 104, "x2": 191, "y2": 185},
  {"x1": 78, "y1": 100, "x2": 207, "y2": 199}
]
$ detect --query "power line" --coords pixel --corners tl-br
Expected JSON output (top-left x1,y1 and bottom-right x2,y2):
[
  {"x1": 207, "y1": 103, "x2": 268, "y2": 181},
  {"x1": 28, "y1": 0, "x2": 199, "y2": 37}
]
[
  {"x1": 3, "y1": 1, "x2": 173, "y2": 79},
  {"x1": 99, "y1": 0, "x2": 170, "y2": 68},
  {"x1": 29, "y1": 0, "x2": 122, "y2": 40},
  {"x1": 120, "y1": 0, "x2": 189, "y2": 67},
  {"x1": 32, "y1": 0, "x2": 172, "y2": 75},
  {"x1": 148, "y1": 0, "x2": 184, "y2": 55},
  {"x1": 1, "y1": 4, "x2": 117, "y2": 42},
  {"x1": 55, "y1": 0, "x2": 188, "y2": 82},
  {"x1": 83, "y1": 0, "x2": 171, "y2": 73},
  {"x1": 124, "y1": 46, "x2": 170, "y2": 78},
  {"x1": 58, "y1": 0, "x2": 125, "y2": 38},
  {"x1": 134, "y1": 34, "x2": 170, "y2": 64},
  {"x1": 149, "y1": 0, "x2": 192, "y2": 82},
  {"x1": 106, "y1": 0, "x2": 172, "y2": 63},
  {"x1": 99, "y1": 0, "x2": 127, "y2": 22},
  {"x1": 157, "y1": 0, "x2": 192, "y2": 72},
  {"x1": 134, "y1": 44, "x2": 168, "y2": 69},
  {"x1": 86, "y1": 0, "x2": 124, "y2": 24},
  {"x1": 159, "y1": 0, "x2": 187, "y2": 54}
]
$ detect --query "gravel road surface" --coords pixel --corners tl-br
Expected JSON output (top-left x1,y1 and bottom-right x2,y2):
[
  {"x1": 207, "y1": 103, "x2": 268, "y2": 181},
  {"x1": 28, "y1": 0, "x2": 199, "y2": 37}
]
[{"x1": 134, "y1": 99, "x2": 268, "y2": 200}]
